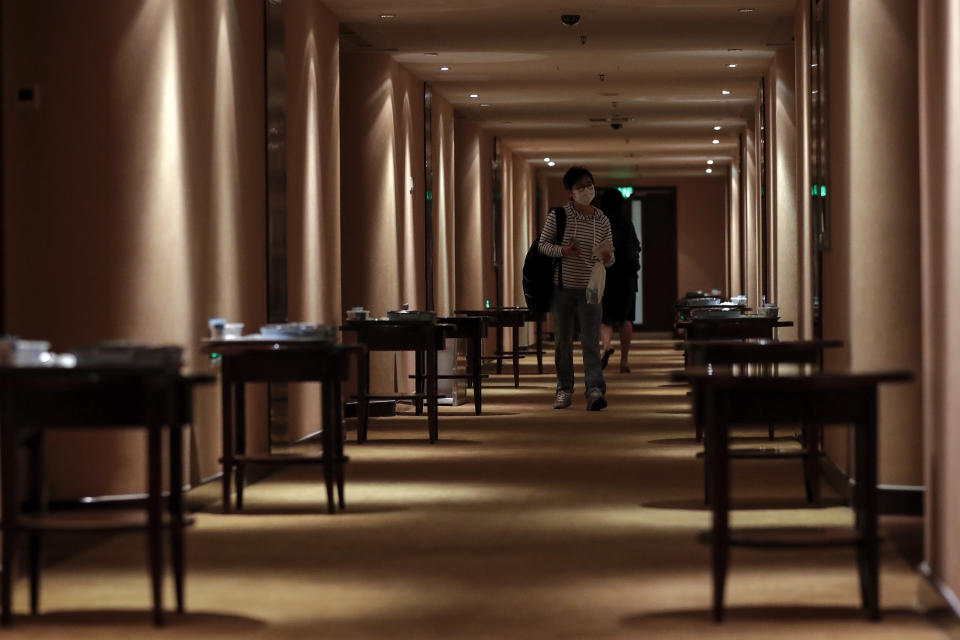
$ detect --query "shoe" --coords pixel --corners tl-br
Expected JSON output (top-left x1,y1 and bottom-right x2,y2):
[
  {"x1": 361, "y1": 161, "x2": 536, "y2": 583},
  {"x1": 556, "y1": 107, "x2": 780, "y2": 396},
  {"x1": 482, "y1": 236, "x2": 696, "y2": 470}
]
[
  {"x1": 619, "y1": 363, "x2": 631, "y2": 373},
  {"x1": 586, "y1": 388, "x2": 607, "y2": 411},
  {"x1": 553, "y1": 389, "x2": 572, "y2": 409},
  {"x1": 600, "y1": 348, "x2": 615, "y2": 370}
]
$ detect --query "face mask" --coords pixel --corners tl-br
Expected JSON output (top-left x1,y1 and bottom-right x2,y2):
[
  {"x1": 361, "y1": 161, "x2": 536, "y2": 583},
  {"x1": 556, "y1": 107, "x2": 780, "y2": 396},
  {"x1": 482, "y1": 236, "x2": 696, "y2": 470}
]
[{"x1": 572, "y1": 185, "x2": 595, "y2": 206}]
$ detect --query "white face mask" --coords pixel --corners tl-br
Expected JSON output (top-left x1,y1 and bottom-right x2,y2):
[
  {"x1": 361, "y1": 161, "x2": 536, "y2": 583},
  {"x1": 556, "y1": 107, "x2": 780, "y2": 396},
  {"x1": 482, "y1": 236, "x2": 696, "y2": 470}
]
[{"x1": 572, "y1": 185, "x2": 595, "y2": 206}]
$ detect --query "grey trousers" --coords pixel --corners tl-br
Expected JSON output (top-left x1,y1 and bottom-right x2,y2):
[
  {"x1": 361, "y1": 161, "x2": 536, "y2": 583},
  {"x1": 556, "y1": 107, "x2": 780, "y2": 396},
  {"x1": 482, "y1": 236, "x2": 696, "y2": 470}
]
[{"x1": 551, "y1": 287, "x2": 605, "y2": 395}]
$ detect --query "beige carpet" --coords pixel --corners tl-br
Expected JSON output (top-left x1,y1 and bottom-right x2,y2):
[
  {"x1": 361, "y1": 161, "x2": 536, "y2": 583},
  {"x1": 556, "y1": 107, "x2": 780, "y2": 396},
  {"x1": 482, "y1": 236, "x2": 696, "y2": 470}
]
[{"x1": 3, "y1": 340, "x2": 954, "y2": 638}]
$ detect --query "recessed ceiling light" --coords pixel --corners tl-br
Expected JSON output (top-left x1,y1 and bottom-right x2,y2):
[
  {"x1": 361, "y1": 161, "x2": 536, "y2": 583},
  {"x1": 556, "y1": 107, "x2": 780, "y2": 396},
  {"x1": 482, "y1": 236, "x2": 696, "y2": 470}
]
[
  {"x1": 440, "y1": 66, "x2": 450, "y2": 71},
  {"x1": 811, "y1": 63, "x2": 819, "y2": 68},
  {"x1": 480, "y1": 103, "x2": 489, "y2": 107},
  {"x1": 706, "y1": 168, "x2": 713, "y2": 173},
  {"x1": 721, "y1": 90, "x2": 731, "y2": 95},
  {"x1": 543, "y1": 157, "x2": 551, "y2": 162},
  {"x1": 713, "y1": 125, "x2": 722, "y2": 130},
  {"x1": 379, "y1": 14, "x2": 396, "y2": 19},
  {"x1": 738, "y1": 8, "x2": 756, "y2": 13},
  {"x1": 424, "y1": 52, "x2": 438, "y2": 56},
  {"x1": 707, "y1": 160, "x2": 714, "y2": 165},
  {"x1": 548, "y1": 161, "x2": 556, "y2": 167},
  {"x1": 728, "y1": 48, "x2": 743, "y2": 52},
  {"x1": 728, "y1": 64, "x2": 738, "y2": 68},
  {"x1": 712, "y1": 139, "x2": 720, "y2": 144},
  {"x1": 469, "y1": 93, "x2": 479, "y2": 98}
]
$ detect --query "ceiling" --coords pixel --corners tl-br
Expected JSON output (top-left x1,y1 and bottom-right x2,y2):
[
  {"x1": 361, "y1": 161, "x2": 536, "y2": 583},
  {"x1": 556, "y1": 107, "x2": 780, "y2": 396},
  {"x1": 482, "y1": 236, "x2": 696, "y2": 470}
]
[{"x1": 323, "y1": 0, "x2": 796, "y2": 179}]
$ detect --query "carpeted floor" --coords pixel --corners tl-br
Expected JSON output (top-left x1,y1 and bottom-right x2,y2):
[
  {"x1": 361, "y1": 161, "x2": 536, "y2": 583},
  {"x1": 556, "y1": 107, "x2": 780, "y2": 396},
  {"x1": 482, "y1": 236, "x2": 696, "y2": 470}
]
[{"x1": 3, "y1": 340, "x2": 955, "y2": 638}]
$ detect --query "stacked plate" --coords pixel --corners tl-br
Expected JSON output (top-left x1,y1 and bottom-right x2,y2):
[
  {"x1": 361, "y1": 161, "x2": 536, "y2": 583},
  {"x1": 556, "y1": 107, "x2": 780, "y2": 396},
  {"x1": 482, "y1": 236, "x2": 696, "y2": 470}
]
[{"x1": 259, "y1": 323, "x2": 336, "y2": 340}]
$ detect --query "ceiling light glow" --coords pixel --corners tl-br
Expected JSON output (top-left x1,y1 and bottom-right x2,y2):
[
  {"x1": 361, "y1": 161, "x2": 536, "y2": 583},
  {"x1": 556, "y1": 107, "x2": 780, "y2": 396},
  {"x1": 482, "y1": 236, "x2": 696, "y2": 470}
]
[
  {"x1": 707, "y1": 160, "x2": 714, "y2": 165},
  {"x1": 712, "y1": 139, "x2": 720, "y2": 144},
  {"x1": 379, "y1": 14, "x2": 396, "y2": 19},
  {"x1": 706, "y1": 168, "x2": 713, "y2": 173},
  {"x1": 721, "y1": 90, "x2": 731, "y2": 95},
  {"x1": 713, "y1": 125, "x2": 721, "y2": 130},
  {"x1": 728, "y1": 64, "x2": 737, "y2": 68},
  {"x1": 440, "y1": 66, "x2": 449, "y2": 71},
  {"x1": 469, "y1": 93, "x2": 479, "y2": 98},
  {"x1": 543, "y1": 157, "x2": 551, "y2": 162},
  {"x1": 547, "y1": 161, "x2": 556, "y2": 167},
  {"x1": 738, "y1": 8, "x2": 756, "y2": 13}
]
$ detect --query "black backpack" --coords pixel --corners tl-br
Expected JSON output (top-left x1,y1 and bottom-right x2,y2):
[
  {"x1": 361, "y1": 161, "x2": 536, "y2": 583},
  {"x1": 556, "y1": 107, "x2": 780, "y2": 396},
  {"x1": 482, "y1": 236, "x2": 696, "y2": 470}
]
[{"x1": 522, "y1": 207, "x2": 567, "y2": 314}]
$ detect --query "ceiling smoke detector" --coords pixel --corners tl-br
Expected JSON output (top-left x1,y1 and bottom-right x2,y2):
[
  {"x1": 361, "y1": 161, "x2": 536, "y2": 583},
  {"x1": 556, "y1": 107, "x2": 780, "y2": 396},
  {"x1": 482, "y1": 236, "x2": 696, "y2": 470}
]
[{"x1": 561, "y1": 14, "x2": 581, "y2": 26}]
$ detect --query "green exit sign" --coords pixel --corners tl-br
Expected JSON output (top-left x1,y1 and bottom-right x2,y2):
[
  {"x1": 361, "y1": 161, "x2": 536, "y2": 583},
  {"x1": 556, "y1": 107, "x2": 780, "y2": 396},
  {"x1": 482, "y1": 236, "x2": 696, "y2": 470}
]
[{"x1": 617, "y1": 187, "x2": 634, "y2": 198}]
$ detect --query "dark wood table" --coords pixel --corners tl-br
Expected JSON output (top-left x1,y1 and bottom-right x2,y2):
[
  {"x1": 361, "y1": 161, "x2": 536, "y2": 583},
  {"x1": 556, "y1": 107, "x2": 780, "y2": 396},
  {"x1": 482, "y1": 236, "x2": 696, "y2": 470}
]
[
  {"x1": 679, "y1": 368, "x2": 913, "y2": 621},
  {"x1": 679, "y1": 316, "x2": 793, "y2": 341},
  {"x1": 422, "y1": 316, "x2": 487, "y2": 415},
  {"x1": 0, "y1": 365, "x2": 211, "y2": 626},
  {"x1": 201, "y1": 338, "x2": 360, "y2": 514},
  {"x1": 678, "y1": 339, "x2": 845, "y2": 504},
  {"x1": 341, "y1": 320, "x2": 451, "y2": 443},
  {"x1": 455, "y1": 307, "x2": 541, "y2": 387}
]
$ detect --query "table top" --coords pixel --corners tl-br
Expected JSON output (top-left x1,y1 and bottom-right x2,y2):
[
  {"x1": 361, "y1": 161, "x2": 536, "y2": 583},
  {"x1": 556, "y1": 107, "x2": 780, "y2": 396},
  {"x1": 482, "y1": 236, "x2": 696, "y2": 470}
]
[
  {"x1": 679, "y1": 316, "x2": 792, "y2": 325},
  {"x1": 673, "y1": 367, "x2": 914, "y2": 388},
  {"x1": 201, "y1": 336, "x2": 349, "y2": 352}
]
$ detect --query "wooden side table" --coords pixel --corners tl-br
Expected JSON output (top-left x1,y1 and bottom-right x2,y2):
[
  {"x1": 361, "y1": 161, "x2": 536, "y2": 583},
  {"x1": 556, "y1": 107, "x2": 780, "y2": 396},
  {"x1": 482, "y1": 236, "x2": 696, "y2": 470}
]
[
  {"x1": 682, "y1": 369, "x2": 913, "y2": 621},
  {"x1": 455, "y1": 308, "x2": 531, "y2": 388},
  {"x1": 0, "y1": 366, "x2": 210, "y2": 626},
  {"x1": 201, "y1": 339, "x2": 360, "y2": 514},
  {"x1": 341, "y1": 320, "x2": 450, "y2": 443},
  {"x1": 678, "y1": 339, "x2": 844, "y2": 504}
]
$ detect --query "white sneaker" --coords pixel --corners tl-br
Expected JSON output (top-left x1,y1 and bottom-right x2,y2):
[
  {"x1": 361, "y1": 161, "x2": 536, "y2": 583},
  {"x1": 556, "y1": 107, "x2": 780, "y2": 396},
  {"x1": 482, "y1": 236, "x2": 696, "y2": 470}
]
[
  {"x1": 553, "y1": 389, "x2": 572, "y2": 409},
  {"x1": 586, "y1": 388, "x2": 607, "y2": 411}
]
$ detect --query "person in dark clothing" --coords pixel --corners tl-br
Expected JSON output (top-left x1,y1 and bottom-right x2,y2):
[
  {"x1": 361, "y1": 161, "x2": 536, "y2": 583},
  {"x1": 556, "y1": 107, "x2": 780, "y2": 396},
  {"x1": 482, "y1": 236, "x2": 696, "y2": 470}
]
[{"x1": 599, "y1": 189, "x2": 641, "y2": 373}]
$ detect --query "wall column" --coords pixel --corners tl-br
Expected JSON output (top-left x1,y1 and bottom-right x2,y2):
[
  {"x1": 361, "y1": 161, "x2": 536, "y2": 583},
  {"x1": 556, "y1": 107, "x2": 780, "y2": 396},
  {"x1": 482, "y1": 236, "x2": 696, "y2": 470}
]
[
  {"x1": 825, "y1": 0, "x2": 923, "y2": 492},
  {"x1": 919, "y1": 0, "x2": 960, "y2": 612},
  {"x1": 770, "y1": 47, "x2": 799, "y2": 339}
]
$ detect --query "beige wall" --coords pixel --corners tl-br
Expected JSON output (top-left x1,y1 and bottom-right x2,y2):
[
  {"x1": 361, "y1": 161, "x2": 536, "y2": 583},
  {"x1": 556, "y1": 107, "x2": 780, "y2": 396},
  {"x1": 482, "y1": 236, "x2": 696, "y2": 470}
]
[
  {"x1": 432, "y1": 93, "x2": 456, "y2": 316},
  {"x1": 285, "y1": 0, "x2": 341, "y2": 441},
  {"x1": 825, "y1": 0, "x2": 923, "y2": 487},
  {"x1": 728, "y1": 166, "x2": 742, "y2": 297},
  {"x1": 919, "y1": 0, "x2": 960, "y2": 609},
  {"x1": 3, "y1": 0, "x2": 267, "y2": 494},
  {"x1": 453, "y1": 119, "x2": 492, "y2": 311},
  {"x1": 743, "y1": 103, "x2": 762, "y2": 308},
  {"x1": 771, "y1": 48, "x2": 799, "y2": 339},
  {"x1": 795, "y1": 0, "x2": 815, "y2": 340},
  {"x1": 340, "y1": 52, "x2": 425, "y2": 394}
]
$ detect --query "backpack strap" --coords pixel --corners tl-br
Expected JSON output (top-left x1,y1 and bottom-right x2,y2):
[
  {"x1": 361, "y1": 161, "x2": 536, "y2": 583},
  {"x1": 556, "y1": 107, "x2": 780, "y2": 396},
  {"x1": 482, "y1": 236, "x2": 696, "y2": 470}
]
[{"x1": 553, "y1": 206, "x2": 567, "y2": 289}]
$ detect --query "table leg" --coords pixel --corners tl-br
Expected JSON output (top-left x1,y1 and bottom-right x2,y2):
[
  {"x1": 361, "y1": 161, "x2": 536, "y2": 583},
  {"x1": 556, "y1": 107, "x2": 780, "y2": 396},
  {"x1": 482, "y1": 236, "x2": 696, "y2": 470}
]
[
  {"x1": 512, "y1": 324, "x2": 520, "y2": 388},
  {"x1": 536, "y1": 319, "x2": 543, "y2": 374},
  {"x1": 334, "y1": 378, "x2": 346, "y2": 510},
  {"x1": 496, "y1": 325, "x2": 503, "y2": 374},
  {"x1": 235, "y1": 384, "x2": 246, "y2": 511},
  {"x1": 706, "y1": 386, "x2": 730, "y2": 622},
  {"x1": 169, "y1": 386, "x2": 186, "y2": 613},
  {"x1": 358, "y1": 350, "x2": 370, "y2": 443},
  {"x1": 428, "y1": 340, "x2": 439, "y2": 443},
  {"x1": 26, "y1": 429, "x2": 47, "y2": 616},
  {"x1": 471, "y1": 332, "x2": 482, "y2": 416},
  {"x1": 856, "y1": 388, "x2": 881, "y2": 619},
  {"x1": 321, "y1": 381, "x2": 336, "y2": 514},
  {"x1": 147, "y1": 392, "x2": 165, "y2": 626},
  {"x1": 1, "y1": 398, "x2": 18, "y2": 626},
  {"x1": 801, "y1": 422, "x2": 822, "y2": 504},
  {"x1": 220, "y1": 379, "x2": 233, "y2": 513},
  {"x1": 414, "y1": 350, "x2": 425, "y2": 416}
]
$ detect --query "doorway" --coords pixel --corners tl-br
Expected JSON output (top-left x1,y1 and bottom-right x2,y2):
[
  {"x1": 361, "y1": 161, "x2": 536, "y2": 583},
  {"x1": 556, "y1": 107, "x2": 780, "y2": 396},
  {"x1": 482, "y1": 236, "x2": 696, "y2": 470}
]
[{"x1": 634, "y1": 188, "x2": 678, "y2": 332}]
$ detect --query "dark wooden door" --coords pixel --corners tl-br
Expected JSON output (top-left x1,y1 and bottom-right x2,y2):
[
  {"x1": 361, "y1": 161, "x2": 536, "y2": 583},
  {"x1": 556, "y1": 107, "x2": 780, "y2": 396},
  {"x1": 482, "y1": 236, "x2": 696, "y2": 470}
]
[{"x1": 638, "y1": 189, "x2": 678, "y2": 332}]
